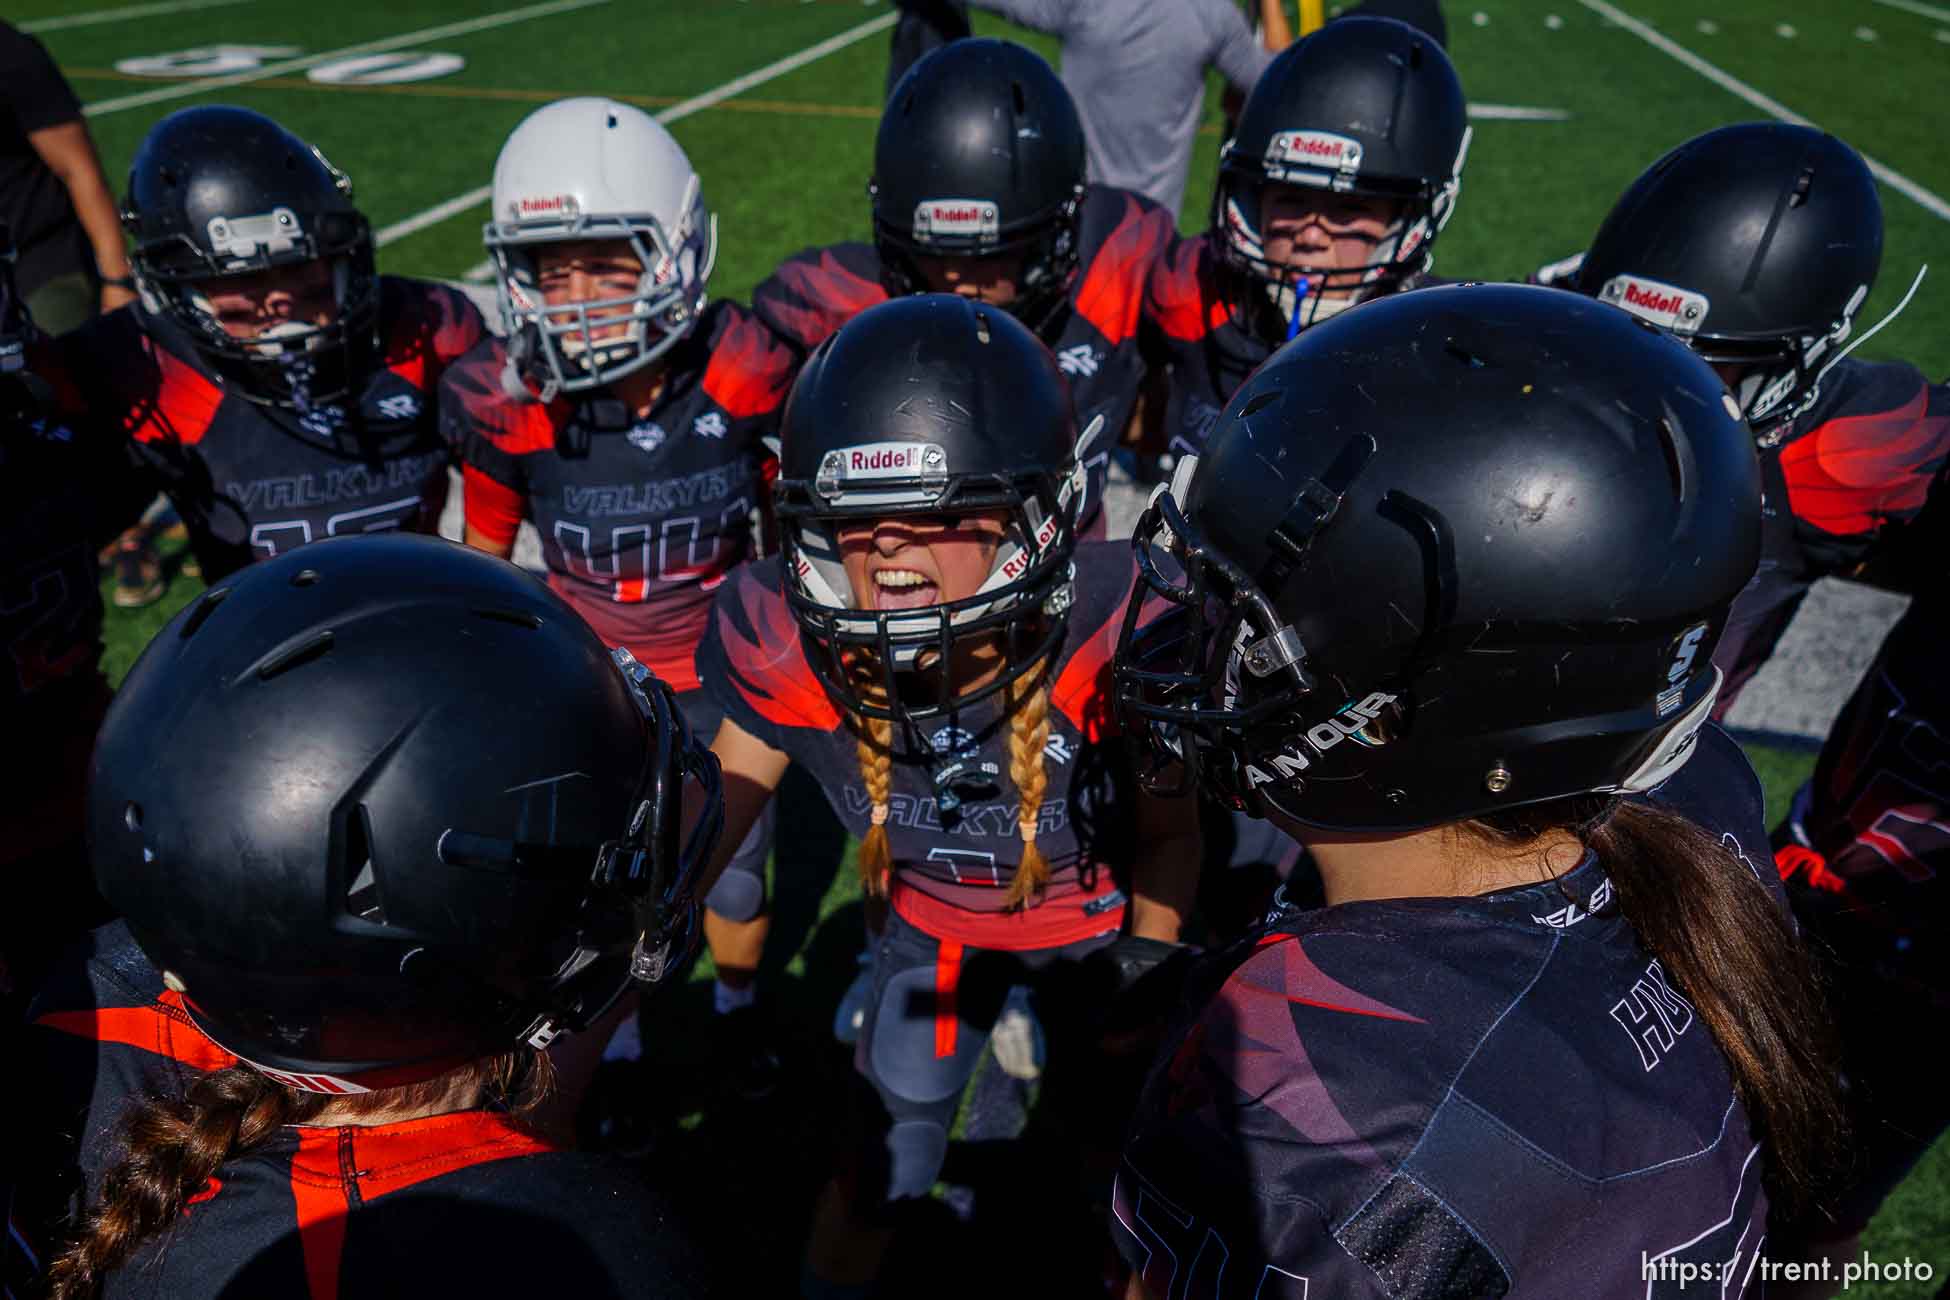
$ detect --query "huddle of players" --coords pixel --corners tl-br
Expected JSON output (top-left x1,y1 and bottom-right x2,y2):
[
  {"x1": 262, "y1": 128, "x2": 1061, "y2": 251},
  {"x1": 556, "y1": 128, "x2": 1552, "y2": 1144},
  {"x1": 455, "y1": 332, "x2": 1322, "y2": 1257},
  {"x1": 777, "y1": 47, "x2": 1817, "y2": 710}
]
[{"x1": 4, "y1": 13, "x2": 1945, "y2": 1299}]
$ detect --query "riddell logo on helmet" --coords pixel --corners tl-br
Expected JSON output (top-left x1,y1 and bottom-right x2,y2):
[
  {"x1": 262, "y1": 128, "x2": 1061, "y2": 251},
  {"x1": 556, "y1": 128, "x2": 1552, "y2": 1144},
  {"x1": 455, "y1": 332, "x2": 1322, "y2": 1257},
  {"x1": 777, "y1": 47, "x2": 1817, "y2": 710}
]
[
  {"x1": 513, "y1": 194, "x2": 579, "y2": 220},
  {"x1": 1266, "y1": 131, "x2": 1364, "y2": 172},
  {"x1": 1598, "y1": 274, "x2": 1709, "y2": 335},
  {"x1": 913, "y1": 198, "x2": 1000, "y2": 241}
]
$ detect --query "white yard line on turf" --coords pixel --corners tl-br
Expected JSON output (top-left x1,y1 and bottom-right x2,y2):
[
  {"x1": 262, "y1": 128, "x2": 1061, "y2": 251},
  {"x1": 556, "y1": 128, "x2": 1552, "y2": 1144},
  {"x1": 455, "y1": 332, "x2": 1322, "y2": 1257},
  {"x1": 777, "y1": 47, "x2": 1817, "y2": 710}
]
[
  {"x1": 1469, "y1": 104, "x2": 1572, "y2": 120},
  {"x1": 22, "y1": 0, "x2": 251, "y2": 33},
  {"x1": 81, "y1": 0, "x2": 611, "y2": 118},
  {"x1": 1874, "y1": 0, "x2": 1950, "y2": 24},
  {"x1": 1576, "y1": 0, "x2": 1950, "y2": 224},
  {"x1": 376, "y1": 9, "x2": 899, "y2": 247}
]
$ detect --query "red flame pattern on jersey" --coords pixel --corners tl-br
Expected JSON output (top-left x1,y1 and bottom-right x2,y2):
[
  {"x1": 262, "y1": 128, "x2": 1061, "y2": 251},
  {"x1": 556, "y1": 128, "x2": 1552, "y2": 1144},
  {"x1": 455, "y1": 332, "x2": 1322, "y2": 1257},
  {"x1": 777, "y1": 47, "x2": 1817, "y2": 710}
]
[
  {"x1": 1144, "y1": 233, "x2": 1231, "y2": 343},
  {"x1": 720, "y1": 564, "x2": 842, "y2": 731},
  {"x1": 1780, "y1": 383, "x2": 1950, "y2": 536},
  {"x1": 1073, "y1": 192, "x2": 1177, "y2": 348}
]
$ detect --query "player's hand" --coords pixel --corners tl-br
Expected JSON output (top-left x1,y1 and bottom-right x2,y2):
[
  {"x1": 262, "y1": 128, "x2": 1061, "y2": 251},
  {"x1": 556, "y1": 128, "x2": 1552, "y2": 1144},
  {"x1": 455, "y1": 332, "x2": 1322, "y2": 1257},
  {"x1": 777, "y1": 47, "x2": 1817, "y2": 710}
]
[
  {"x1": 1092, "y1": 934, "x2": 1201, "y2": 1058},
  {"x1": 100, "y1": 282, "x2": 138, "y2": 314}
]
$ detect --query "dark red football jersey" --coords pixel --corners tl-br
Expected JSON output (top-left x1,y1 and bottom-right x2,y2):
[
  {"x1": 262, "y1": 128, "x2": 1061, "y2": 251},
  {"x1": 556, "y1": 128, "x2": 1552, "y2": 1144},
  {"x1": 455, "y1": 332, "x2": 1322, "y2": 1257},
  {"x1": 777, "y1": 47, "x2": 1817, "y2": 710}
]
[
  {"x1": 19, "y1": 924, "x2": 711, "y2": 1300},
  {"x1": 696, "y1": 540, "x2": 1157, "y2": 949},
  {"x1": 750, "y1": 185, "x2": 1178, "y2": 537},
  {"x1": 442, "y1": 300, "x2": 792, "y2": 692},
  {"x1": 1712, "y1": 358, "x2": 1950, "y2": 708},
  {"x1": 54, "y1": 280, "x2": 484, "y2": 580}
]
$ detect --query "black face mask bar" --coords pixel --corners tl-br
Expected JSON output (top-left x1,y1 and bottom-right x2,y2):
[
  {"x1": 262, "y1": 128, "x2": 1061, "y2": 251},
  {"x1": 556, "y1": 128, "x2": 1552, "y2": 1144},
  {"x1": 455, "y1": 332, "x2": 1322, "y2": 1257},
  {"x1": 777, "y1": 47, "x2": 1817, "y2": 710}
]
[
  {"x1": 597, "y1": 647, "x2": 725, "y2": 988},
  {"x1": 1112, "y1": 433, "x2": 1375, "y2": 811}
]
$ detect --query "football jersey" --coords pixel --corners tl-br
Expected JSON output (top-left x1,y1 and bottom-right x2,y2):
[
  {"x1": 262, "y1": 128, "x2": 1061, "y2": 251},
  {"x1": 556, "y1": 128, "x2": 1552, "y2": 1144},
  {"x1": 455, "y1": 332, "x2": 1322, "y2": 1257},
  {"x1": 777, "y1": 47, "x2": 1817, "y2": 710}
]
[
  {"x1": 19, "y1": 924, "x2": 711, "y2": 1300},
  {"x1": 443, "y1": 300, "x2": 792, "y2": 693},
  {"x1": 55, "y1": 279, "x2": 484, "y2": 580},
  {"x1": 0, "y1": 358, "x2": 148, "y2": 865},
  {"x1": 696, "y1": 540, "x2": 1149, "y2": 950},
  {"x1": 1144, "y1": 231, "x2": 1436, "y2": 459},
  {"x1": 750, "y1": 185, "x2": 1178, "y2": 537},
  {"x1": 1712, "y1": 358, "x2": 1949, "y2": 708},
  {"x1": 1114, "y1": 723, "x2": 1778, "y2": 1298}
]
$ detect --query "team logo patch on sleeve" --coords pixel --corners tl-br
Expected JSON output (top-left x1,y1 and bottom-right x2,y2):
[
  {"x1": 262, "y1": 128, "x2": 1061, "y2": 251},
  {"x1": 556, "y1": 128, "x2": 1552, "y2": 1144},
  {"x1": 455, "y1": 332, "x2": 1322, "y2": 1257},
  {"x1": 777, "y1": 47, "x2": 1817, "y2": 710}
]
[
  {"x1": 913, "y1": 199, "x2": 1000, "y2": 242},
  {"x1": 1597, "y1": 274, "x2": 1710, "y2": 336}
]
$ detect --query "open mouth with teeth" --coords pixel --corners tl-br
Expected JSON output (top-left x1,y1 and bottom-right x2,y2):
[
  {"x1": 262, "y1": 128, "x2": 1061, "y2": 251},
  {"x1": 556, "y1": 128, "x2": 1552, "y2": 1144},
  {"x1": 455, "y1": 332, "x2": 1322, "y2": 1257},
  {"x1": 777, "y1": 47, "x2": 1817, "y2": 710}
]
[{"x1": 871, "y1": 567, "x2": 940, "y2": 611}]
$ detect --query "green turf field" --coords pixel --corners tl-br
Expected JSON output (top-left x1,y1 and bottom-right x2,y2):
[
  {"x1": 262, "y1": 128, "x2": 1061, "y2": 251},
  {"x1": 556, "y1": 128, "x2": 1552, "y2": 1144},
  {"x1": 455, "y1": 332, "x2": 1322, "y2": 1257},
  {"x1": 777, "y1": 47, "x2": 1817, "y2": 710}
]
[{"x1": 35, "y1": 0, "x2": 1949, "y2": 1288}]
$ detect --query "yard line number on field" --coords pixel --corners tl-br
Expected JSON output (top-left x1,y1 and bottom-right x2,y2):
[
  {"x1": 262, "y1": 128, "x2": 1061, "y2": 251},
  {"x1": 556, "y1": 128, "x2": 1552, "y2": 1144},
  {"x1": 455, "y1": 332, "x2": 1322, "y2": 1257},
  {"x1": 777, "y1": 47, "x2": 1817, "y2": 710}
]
[
  {"x1": 377, "y1": 9, "x2": 900, "y2": 248},
  {"x1": 1576, "y1": 0, "x2": 1950, "y2": 224},
  {"x1": 81, "y1": 0, "x2": 610, "y2": 118}
]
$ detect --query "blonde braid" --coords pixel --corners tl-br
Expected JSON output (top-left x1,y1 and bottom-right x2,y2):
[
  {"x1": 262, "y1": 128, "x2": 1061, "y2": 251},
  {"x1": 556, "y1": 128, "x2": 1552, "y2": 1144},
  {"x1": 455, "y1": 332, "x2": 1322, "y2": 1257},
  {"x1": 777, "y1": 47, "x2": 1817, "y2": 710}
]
[
  {"x1": 854, "y1": 709, "x2": 896, "y2": 896},
  {"x1": 1002, "y1": 657, "x2": 1053, "y2": 910}
]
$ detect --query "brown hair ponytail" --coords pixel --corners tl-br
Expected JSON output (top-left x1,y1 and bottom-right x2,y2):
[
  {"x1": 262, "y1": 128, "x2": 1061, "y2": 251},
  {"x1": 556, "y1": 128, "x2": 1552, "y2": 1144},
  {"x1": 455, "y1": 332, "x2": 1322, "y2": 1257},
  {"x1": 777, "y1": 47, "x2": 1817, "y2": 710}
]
[
  {"x1": 47, "y1": 1051, "x2": 549, "y2": 1299},
  {"x1": 1002, "y1": 657, "x2": 1053, "y2": 910},
  {"x1": 1474, "y1": 797, "x2": 1844, "y2": 1217}
]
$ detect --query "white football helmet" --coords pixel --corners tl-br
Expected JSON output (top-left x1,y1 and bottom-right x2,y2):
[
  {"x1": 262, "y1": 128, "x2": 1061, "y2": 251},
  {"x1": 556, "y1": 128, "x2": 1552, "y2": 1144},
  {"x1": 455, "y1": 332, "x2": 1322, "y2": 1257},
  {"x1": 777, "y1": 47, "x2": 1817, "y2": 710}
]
[{"x1": 485, "y1": 98, "x2": 717, "y2": 400}]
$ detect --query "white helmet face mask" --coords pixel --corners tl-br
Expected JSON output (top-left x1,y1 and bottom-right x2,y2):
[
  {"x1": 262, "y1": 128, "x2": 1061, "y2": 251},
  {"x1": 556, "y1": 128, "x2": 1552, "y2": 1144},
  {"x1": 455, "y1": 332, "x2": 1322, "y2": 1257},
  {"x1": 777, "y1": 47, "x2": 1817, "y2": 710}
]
[{"x1": 485, "y1": 97, "x2": 718, "y2": 402}]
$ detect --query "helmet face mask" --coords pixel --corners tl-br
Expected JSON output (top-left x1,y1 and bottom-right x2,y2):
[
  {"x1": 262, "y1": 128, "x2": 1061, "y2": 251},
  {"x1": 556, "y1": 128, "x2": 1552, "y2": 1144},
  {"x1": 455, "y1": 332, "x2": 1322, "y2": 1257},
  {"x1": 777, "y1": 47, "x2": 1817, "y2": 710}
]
[
  {"x1": 1215, "y1": 136, "x2": 1466, "y2": 340},
  {"x1": 486, "y1": 98, "x2": 717, "y2": 401},
  {"x1": 123, "y1": 114, "x2": 381, "y2": 412},
  {"x1": 779, "y1": 444, "x2": 1082, "y2": 734},
  {"x1": 872, "y1": 184, "x2": 1084, "y2": 328},
  {"x1": 490, "y1": 200, "x2": 716, "y2": 400},
  {"x1": 772, "y1": 294, "x2": 1085, "y2": 741}
]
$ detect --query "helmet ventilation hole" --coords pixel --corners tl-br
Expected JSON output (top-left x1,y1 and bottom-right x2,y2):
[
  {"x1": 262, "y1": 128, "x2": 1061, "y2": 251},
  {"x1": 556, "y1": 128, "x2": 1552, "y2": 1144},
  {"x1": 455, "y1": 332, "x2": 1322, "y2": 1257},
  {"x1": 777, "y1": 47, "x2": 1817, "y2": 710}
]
[
  {"x1": 124, "y1": 802, "x2": 142, "y2": 832},
  {"x1": 178, "y1": 585, "x2": 230, "y2": 640},
  {"x1": 472, "y1": 606, "x2": 544, "y2": 629},
  {"x1": 343, "y1": 806, "x2": 385, "y2": 923},
  {"x1": 1655, "y1": 416, "x2": 1686, "y2": 501},
  {"x1": 1012, "y1": 81, "x2": 1027, "y2": 115},
  {"x1": 974, "y1": 310, "x2": 991, "y2": 343},
  {"x1": 607, "y1": 112, "x2": 619, "y2": 128},
  {"x1": 1240, "y1": 389, "x2": 1281, "y2": 418},
  {"x1": 291, "y1": 568, "x2": 320, "y2": 587},
  {"x1": 1789, "y1": 164, "x2": 1814, "y2": 208},
  {"x1": 253, "y1": 630, "x2": 335, "y2": 681}
]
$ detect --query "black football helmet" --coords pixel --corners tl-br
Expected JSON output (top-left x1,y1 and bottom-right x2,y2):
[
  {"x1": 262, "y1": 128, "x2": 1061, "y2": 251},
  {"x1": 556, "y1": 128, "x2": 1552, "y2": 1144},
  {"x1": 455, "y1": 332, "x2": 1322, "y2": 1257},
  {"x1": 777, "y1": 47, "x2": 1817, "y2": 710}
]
[
  {"x1": 1115, "y1": 284, "x2": 1761, "y2": 831},
  {"x1": 870, "y1": 39, "x2": 1087, "y2": 331},
  {"x1": 1214, "y1": 16, "x2": 1469, "y2": 342},
  {"x1": 774, "y1": 294, "x2": 1084, "y2": 737},
  {"x1": 90, "y1": 534, "x2": 721, "y2": 1092},
  {"x1": 123, "y1": 105, "x2": 380, "y2": 413},
  {"x1": 1576, "y1": 124, "x2": 1884, "y2": 445}
]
